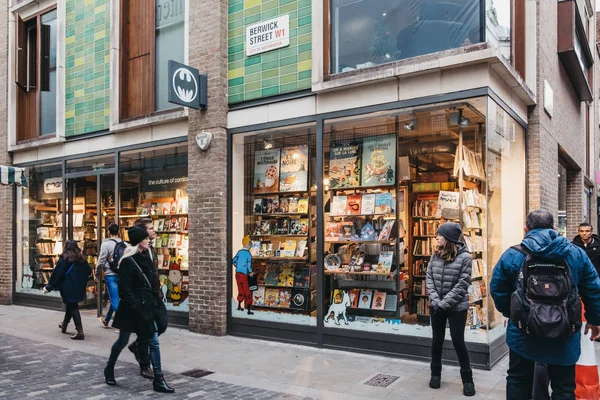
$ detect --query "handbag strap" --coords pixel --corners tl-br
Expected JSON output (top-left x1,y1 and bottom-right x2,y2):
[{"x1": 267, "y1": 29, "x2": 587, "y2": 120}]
[
  {"x1": 129, "y1": 257, "x2": 152, "y2": 290},
  {"x1": 66, "y1": 264, "x2": 75, "y2": 276}
]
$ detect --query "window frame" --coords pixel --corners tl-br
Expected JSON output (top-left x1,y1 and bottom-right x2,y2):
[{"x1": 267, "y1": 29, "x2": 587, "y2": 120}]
[{"x1": 14, "y1": 5, "x2": 57, "y2": 142}]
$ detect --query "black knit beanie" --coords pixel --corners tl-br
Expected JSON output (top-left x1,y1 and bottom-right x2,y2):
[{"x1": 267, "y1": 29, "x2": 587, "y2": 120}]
[
  {"x1": 128, "y1": 226, "x2": 149, "y2": 246},
  {"x1": 437, "y1": 222, "x2": 463, "y2": 243}
]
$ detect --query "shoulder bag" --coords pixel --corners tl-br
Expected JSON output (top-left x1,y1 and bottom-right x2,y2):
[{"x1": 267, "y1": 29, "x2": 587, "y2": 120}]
[{"x1": 130, "y1": 258, "x2": 169, "y2": 335}]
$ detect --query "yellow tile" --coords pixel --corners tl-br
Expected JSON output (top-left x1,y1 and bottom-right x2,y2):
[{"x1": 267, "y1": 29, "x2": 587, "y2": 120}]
[
  {"x1": 95, "y1": 4, "x2": 106, "y2": 13},
  {"x1": 74, "y1": 57, "x2": 85, "y2": 67},
  {"x1": 104, "y1": 109, "x2": 110, "y2": 116},
  {"x1": 244, "y1": 0, "x2": 260, "y2": 9},
  {"x1": 65, "y1": 110, "x2": 75, "y2": 119},
  {"x1": 228, "y1": 68, "x2": 244, "y2": 80},
  {"x1": 74, "y1": 90, "x2": 84, "y2": 98},
  {"x1": 94, "y1": 31, "x2": 105, "y2": 40},
  {"x1": 298, "y1": 60, "x2": 312, "y2": 72},
  {"x1": 66, "y1": 36, "x2": 75, "y2": 45}
]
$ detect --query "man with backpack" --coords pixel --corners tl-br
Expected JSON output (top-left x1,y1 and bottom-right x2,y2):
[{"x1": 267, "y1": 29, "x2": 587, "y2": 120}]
[
  {"x1": 490, "y1": 210, "x2": 600, "y2": 399},
  {"x1": 95, "y1": 223, "x2": 125, "y2": 328}
]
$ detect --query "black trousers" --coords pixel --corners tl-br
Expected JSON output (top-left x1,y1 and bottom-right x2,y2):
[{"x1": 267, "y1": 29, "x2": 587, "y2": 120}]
[
  {"x1": 507, "y1": 350, "x2": 575, "y2": 400},
  {"x1": 63, "y1": 302, "x2": 82, "y2": 329},
  {"x1": 430, "y1": 307, "x2": 473, "y2": 382}
]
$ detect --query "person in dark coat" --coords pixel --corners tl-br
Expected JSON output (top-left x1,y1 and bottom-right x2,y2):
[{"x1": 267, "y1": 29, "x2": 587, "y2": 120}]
[
  {"x1": 426, "y1": 222, "x2": 475, "y2": 396},
  {"x1": 572, "y1": 222, "x2": 600, "y2": 274},
  {"x1": 103, "y1": 226, "x2": 174, "y2": 393},
  {"x1": 43, "y1": 240, "x2": 92, "y2": 340}
]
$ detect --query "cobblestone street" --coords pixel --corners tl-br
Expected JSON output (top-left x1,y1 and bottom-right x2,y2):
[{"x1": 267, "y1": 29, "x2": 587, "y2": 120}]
[{"x1": 0, "y1": 332, "x2": 310, "y2": 400}]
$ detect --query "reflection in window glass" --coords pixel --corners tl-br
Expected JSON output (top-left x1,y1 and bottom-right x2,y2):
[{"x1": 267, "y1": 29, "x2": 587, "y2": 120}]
[
  {"x1": 40, "y1": 9, "x2": 57, "y2": 135},
  {"x1": 330, "y1": 0, "x2": 482, "y2": 73},
  {"x1": 231, "y1": 125, "x2": 317, "y2": 326},
  {"x1": 155, "y1": 0, "x2": 185, "y2": 111},
  {"x1": 486, "y1": 99, "x2": 526, "y2": 342},
  {"x1": 486, "y1": 0, "x2": 511, "y2": 61}
]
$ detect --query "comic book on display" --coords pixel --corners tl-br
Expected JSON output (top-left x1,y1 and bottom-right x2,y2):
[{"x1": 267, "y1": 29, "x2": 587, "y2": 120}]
[
  {"x1": 278, "y1": 288, "x2": 292, "y2": 308},
  {"x1": 253, "y1": 148, "x2": 281, "y2": 193},
  {"x1": 290, "y1": 288, "x2": 308, "y2": 310},
  {"x1": 264, "y1": 288, "x2": 279, "y2": 307},
  {"x1": 357, "y1": 290, "x2": 373, "y2": 309},
  {"x1": 347, "y1": 194, "x2": 361, "y2": 215},
  {"x1": 331, "y1": 196, "x2": 348, "y2": 216},
  {"x1": 293, "y1": 266, "x2": 310, "y2": 288},
  {"x1": 279, "y1": 145, "x2": 309, "y2": 192},
  {"x1": 329, "y1": 141, "x2": 361, "y2": 188},
  {"x1": 361, "y1": 194, "x2": 376, "y2": 215},
  {"x1": 375, "y1": 193, "x2": 392, "y2": 214},
  {"x1": 371, "y1": 291, "x2": 387, "y2": 310},
  {"x1": 361, "y1": 134, "x2": 396, "y2": 187},
  {"x1": 252, "y1": 287, "x2": 265, "y2": 306},
  {"x1": 349, "y1": 289, "x2": 360, "y2": 308},
  {"x1": 297, "y1": 198, "x2": 309, "y2": 214},
  {"x1": 264, "y1": 264, "x2": 280, "y2": 286}
]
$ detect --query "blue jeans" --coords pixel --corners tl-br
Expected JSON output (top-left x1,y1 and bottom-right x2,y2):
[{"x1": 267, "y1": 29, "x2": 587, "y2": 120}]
[
  {"x1": 107, "y1": 328, "x2": 162, "y2": 375},
  {"x1": 103, "y1": 275, "x2": 119, "y2": 323}
]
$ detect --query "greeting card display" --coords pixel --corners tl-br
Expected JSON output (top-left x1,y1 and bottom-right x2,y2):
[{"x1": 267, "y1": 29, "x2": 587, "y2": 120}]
[
  {"x1": 279, "y1": 145, "x2": 309, "y2": 192},
  {"x1": 253, "y1": 148, "x2": 281, "y2": 193},
  {"x1": 329, "y1": 141, "x2": 361, "y2": 188},
  {"x1": 361, "y1": 134, "x2": 396, "y2": 186}
]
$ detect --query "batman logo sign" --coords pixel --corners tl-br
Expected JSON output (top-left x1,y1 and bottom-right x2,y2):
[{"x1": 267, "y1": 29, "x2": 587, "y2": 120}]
[{"x1": 172, "y1": 67, "x2": 198, "y2": 103}]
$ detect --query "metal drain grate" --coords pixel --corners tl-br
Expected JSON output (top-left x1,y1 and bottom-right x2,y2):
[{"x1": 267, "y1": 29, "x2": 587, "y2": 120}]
[
  {"x1": 363, "y1": 373, "x2": 400, "y2": 388},
  {"x1": 180, "y1": 369, "x2": 215, "y2": 378}
]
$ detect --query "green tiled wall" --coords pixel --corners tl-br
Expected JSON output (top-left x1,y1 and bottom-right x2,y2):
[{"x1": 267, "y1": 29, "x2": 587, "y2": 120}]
[
  {"x1": 65, "y1": 0, "x2": 110, "y2": 137},
  {"x1": 228, "y1": 0, "x2": 312, "y2": 103}
]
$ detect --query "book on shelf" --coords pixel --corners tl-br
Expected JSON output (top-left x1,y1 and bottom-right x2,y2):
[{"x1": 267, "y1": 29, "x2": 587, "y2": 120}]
[
  {"x1": 471, "y1": 259, "x2": 485, "y2": 278},
  {"x1": 295, "y1": 240, "x2": 307, "y2": 258},
  {"x1": 463, "y1": 189, "x2": 485, "y2": 208},
  {"x1": 349, "y1": 289, "x2": 360, "y2": 308},
  {"x1": 413, "y1": 199, "x2": 438, "y2": 217},
  {"x1": 153, "y1": 219, "x2": 161, "y2": 231},
  {"x1": 278, "y1": 264, "x2": 295, "y2": 287},
  {"x1": 278, "y1": 288, "x2": 292, "y2": 307},
  {"x1": 253, "y1": 198, "x2": 264, "y2": 214},
  {"x1": 281, "y1": 240, "x2": 297, "y2": 257},
  {"x1": 290, "y1": 288, "x2": 308, "y2": 310},
  {"x1": 264, "y1": 264, "x2": 280, "y2": 286},
  {"x1": 361, "y1": 194, "x2": 376, "y2": 215},
  {"x1": 279, "y1": 145, "x2": 309, "y2": 192},
  {"x1": 377, "y1": 220, "x2": 395, "y2": 241},
  {"x1": 413, "y1": 237, "x2": 438, "y2": 256},
  {"x1": 265, "y1": 288, "x2": 279, "y2": 307},
  {"x1": 332, "y1": 289, "x2": 344, "y2": 304},
  {"x1": 374, "y1": 193, "x2": 392, "y2": 214},
  {"x1": 331, "y1": 196, "x2": 347, "y2": 216},
  {"x1": 167, "y1": 234, "x2": 177, "y2": 248},
  {"x1": 293, "y1": 266, "x2": 310, "y2": 288},
  {"x1": 263, "y1": 196, "x2": 280, "y2": 214},
  {"x1": 467, "y1": 306, "x2": 477, "y2": 327},
  {"x1": 329, "y1": 141, "x2": 361, "y2": 188},
  {"x1": 361, "y1": 134, "x2": 396, "y2": 187},
  {"x1": 436, "y1": 191, "x2": 460, "y2": 219},
  {"x1": 253, "y1": 148, "x2": 281, "y2": 193},
  {"x1": 297, "y1": 198, "x2": 309, "y2": 214},
  {"x1": 468, "y1": 281, "x2": 487, "y2": 302},
  {"x1": 358, "y1": 290, "x2": 373, "y2": 309},
  {"x1": 384, "y1": 294, "x2": 398, "y2": 311},
  {"x1": 288, "y1": 198, "x2": 299, "y2": 213},
  {"x1": 277, "y1": 218, "x2": 290, "y2": 235},
  {"x1": 347, "y1": 194, "x2": 361, "y2": 215},
  {"x1": 252, "y1": 287, "x2": 265, "y2": 306},
  {"x1": 376, "y1": 251, "x2": 393, "y2": 273},
  {"x1": 413, "y1": 259, "x2": 429, "y2": 275},
  {"x1": 325, "y1": 222, "x2": 341, "y2": 241},
  {"x1": 417, "y1": 298, "x2": 430, "y2": 316},
  {"x1": 278, "y1": 198, "x2": 289, "y2": 213},
  {"x1": 413, "y1": 219, "x2": 440, "y2": 236},
  {"x1": 371, "y1": 291, "x2": 387, "y2": 310},
  {"x1": 289, "y1": 218, "x2": 308, "y2": 235}
]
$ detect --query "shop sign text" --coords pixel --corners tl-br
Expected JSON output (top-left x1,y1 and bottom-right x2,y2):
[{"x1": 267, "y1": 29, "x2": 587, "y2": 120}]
[{"x1": 246, "y1": 15, "x2": 289, "y2": 56}]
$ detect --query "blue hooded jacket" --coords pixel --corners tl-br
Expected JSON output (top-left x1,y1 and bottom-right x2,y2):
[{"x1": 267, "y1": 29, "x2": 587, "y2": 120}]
[{"x1": 490, "y1": 228, "x2": 600, "y2": 365}]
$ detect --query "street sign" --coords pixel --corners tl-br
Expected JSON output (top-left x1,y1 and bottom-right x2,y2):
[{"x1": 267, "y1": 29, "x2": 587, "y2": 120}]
[{"x1": 168, "y1": 60, "x2": 207, "y2": 109}]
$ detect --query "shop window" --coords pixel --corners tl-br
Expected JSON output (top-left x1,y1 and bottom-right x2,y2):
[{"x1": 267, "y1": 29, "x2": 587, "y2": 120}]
[
  {"x1": 16, "y1": 163, "x2": 64, "y2": 297},
  {"x1": 328, "y1": 0, "x2": 482, "y2": 74},
  {"x1": 119, "y1": 144, "x2": 189, "y2": 312},
  {"x1": 15, "y1": 8, "x2": 57, "y2": 141},
  {"x1": 231, "y1": 125, "x2": 317, "y2": 325},
  {"x1": 486, "y1": 99, "x2": 526, "y2": 342},
  {"x1": 120, "y1": 0, "x2": 185, "y2": 119}
]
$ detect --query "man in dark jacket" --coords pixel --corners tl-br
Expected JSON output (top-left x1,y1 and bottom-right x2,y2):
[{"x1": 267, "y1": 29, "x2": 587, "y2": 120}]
[
  {"x1": 573, "y1": 222, "x2": 600, "y2": 274},
  {"x1": 490, "y1": 210, "x2": 600, "y2": 399}
]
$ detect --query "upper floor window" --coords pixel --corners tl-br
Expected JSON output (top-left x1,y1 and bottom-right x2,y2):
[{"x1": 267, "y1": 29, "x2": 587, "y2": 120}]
[
  {"x1": 15, "y1": 8, "x2": 57, "y2": 141},
  {"x1": 328, "y1": 0, "x2": 483, "y2": 74},
  {"x1": 120, "y1": 0, "x2": 185, "y2": 120}
]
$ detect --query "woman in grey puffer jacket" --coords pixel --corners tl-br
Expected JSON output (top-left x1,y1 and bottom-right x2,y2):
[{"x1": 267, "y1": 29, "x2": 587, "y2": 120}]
[{"x1": 426, "y1": 222, "x2": 475, "y2": 397}]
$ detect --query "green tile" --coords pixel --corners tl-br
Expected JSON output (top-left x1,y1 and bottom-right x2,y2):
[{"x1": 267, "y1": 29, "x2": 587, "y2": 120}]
[
  {"x1": 298, "y1": 42, "x2": 311, "y2": 54},
  {"x1": 262, "y1": 9, "x2": 279, "y2": 19},
  {"x1": 228, "y1": 93, "x2": 246, "y2": 103},
  {"x1": 228, "y1": 18, "x2": 245, "y2": 30},
  {"x1": 261, "y1": 51, "x2": 279, "y2": 62},
  {"x1": 262, "y1": 0, "x2": 279, "y2": 10},
  {"x1": 262, "y1": 68, "x2": 279, "y2": 79},
  {"x1": 229, "y1": 0, "x2": 244, "y2": 6},
  {"x1": 244, "y1": 55, "x2": 261, "y2": 67},
  {"x1": 246, "y1": 72, "x2": 261, "y2": 83},
  {"x1": 290, "y1": 18, "x2": 298, "y2": 29},
  {"x1": 280, "y1": 73, "x2": 297, "y2": 84},
  {"x1": 228, "y1": 3, "x2": 244, "y2": 13},
  {"x1": 245, "y1": 64, "x2": 261, "y2": 74},
  {"x1": 228, "y1": 44, "x2": 244, "y2": 55},
  {"x1": 298, "y1": 0, "x2": 311, "y2": 8},
  {"x1": 299, "y1": 70, "x2": 311, "y2": 80},
  {"x1": 229, "y1": 10, "x2": 243, "y2": 21},
  {"x1": 262, "y1": 86, "x2": 280, "y2": 97},
  {"x1": 298, "y1": 5, "x2": 311, "y2": 17},
  {"x1": 228, "y1": 60, "x2": 244, "y2": 70},
  {"x1": 228, "y1": 84, "x2": 245, "y2": 96},
  {"x1": 280, "y1": 0, "x2": 296, "y2": 5},
  {"x1": 228, "y1": 27, "x2": 244, "y2": 39},
  {"x1": 244, "y1": 14, "x2": 261, "y2": 24},
  {"x1": 229, "y1": 35, "x2": 244, "y2": 47},
  {"x1": 262, "y1": 77, "x2": 279, "y2": 87},
  {"x1": 278, "y1": 46, "x2": 297, "y2": 58},
  {"x1": 298, "y1": 33, "x2": 311, "y2": 44},
  {"x1": 280, "y1": 2, "x2": 297, "y2": 13},
  {"x1": 261, "y1": 60, "x2": 279, "y2": 70},
  {"x1": 298, "y1": 15, "x2": 311, "y2": 26},
  {"x1": 280, "y1": 64, "x2": 298, "y2": 75},
  {"x1": 245, "y1": 81, "x2": 261, "y2": 91},
  {"x1": 279, "y1": 55, "x2": 298, "y2": 66},
  {"x1": 246, "y1": 89, "x2": 262, "y2": 100},
  {"x1": 229, "y1": 51, "x2": 245, "y2": 63},
  {"x1": 280, "y1": 81, "x2": 299, "y2": 93},
  {"x1": 229, "y1": 77, "x2": 244, "y2": 86},
  {"x1": 298, "y1": 78, "x2": 311, "y2": 89}
]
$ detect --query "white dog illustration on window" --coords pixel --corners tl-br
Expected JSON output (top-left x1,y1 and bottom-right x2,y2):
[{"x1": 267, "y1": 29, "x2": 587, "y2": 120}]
[{"x1": 324, "y1": 290, "x2": 351, "y2": 325}]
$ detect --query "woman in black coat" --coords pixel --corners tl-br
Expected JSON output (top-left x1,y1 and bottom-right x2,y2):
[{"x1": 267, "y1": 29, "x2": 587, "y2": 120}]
[
  {"x1": 104, "y1": 226, "x2": 174, "y2": 393},
  {"x1": 425, "y1": 222, "x2": 475, "y2": 396},
  {"x1": 43, "y1": 240, "x2": 92, "y2": 340}
]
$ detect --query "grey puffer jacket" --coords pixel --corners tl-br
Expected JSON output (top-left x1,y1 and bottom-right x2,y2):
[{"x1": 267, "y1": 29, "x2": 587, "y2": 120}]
[{"x1": 426, "y1": 245, "x2": 472, "y2": 312}]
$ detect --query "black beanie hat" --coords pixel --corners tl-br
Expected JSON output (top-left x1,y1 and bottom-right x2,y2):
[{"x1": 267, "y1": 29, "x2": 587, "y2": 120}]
[
  {"x1": 437, "y1": 222, "x2": 463, "y2": 243},
  {"x1": 128, "y1": 226, "x2": 149, "y2": 246}
]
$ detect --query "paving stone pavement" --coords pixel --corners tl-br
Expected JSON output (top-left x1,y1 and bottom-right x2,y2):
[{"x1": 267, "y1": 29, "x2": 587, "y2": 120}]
[{"x1": 0, "y1": 332, "x2": 313, "y2": 400}]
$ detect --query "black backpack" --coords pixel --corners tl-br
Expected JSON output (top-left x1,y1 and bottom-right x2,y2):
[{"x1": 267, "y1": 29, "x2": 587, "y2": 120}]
[
  {"x1": 509, "y1": 245, "x2": 582, "y2": 340},
  {"x1": 107, "y1": 239, "x2": 127, "y2": 273}
]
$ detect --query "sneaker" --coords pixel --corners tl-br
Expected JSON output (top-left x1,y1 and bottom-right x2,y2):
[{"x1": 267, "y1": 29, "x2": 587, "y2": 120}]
[
  {"x1": 429, "y1": 375, "x2": 441, "y2": 389},
  {"x1": 99, "y1": 317, "x2": 109, "y2": 328},
  {"x1": 463, "y1": 382, "x2": 476, "y2": 397}
]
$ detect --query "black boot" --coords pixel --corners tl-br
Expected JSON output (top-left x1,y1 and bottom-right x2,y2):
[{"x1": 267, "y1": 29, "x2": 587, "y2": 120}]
[
  {"x1": 429, "y1": 375, "x2": 441, "y2": 389},
  {"x1": 140, "y1": 366, "x2": 153, "y2": 380},
  {"x1": 104, "y1": 365, "x2": 116, "y2": 386},
  {"x1": 247, "y1": 304, "x2": 254, "y2": 315},
  {"x1": 59, "y1": 321, "x2": 68, "y2": 334},
  {"x1": 153, "y1": 373, "x2": 175, "y2": 393},
  {"x1": 128, "y1": 342, "x2": 141, "y2": 364},
  {"x1": 71, "y1": 327, "x2": 84, "y2": 340},
  {"x1": 460, "y1": 367, "x2": 475, "y2": 396}
]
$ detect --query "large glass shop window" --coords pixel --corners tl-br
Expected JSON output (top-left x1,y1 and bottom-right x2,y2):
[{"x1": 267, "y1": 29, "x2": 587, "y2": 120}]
[
  {"x1": 322, "y1": 99, "x2": 493, "y2": 343},
  {"x1": 119, "y1": 144, "x2": 189, "y2": 312},
  {"x1": 231, "y1": 125, "x2": 317, "y2": 325},
  {"x1": 16, "y1": 163, "x2": 64, "y2": 298}
]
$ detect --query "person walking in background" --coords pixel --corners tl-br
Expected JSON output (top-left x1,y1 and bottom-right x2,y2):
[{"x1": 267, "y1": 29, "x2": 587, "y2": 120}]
[
  {"x1": 573, "y1": 222, "x2": 600, "y2": 274},
  {"x1": 43, "y1": 240, "x2": 92, "y2": 340},
  {"x1": 95, "y1": 223, "x2": 124, "y2": 328},
  {"x1": 104, "y1": 226, "x2": 174, "y2": 393},
  {"x1": 490, "y1": 210, "x2": 600, "y2": 400},
  {"x1": 426, "y1": 222, "x2": 476, "y2": 397}
]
